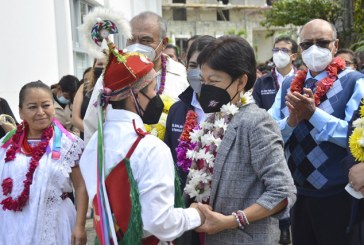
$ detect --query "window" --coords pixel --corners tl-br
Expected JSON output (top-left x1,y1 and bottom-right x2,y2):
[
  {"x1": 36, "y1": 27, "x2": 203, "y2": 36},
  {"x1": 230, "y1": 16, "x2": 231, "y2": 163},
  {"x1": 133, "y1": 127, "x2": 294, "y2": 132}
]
[
  {"x1": 173, "y1": 0, "x2": 186, "y2": 3},
  {"x1": 173, "y1": 8, "x2": 187, "y2": 21},
  {"x1": 70, "y1": 0, "x2": 95, "y2": 78},
  {"x1": 217, "y1": 0, "x2": 229, "y2": 21},
  {"x1": 217, "y1": 10, "x2": 229, "y2": 21}
]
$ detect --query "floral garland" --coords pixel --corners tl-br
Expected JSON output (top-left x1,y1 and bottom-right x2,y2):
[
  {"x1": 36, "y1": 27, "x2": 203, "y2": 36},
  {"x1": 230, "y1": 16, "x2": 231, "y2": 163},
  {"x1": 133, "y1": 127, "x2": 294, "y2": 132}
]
[
  {"x1": 1, "y1": 122, "x2": 53, "y2": 211},
  {"x1": 176, "y1": 91, "x2": 252, "y2": 202},
  {"x1": 157, "y1": 54, "x2": 167, "y2": 95},
  {"x1": 290, "y1": 57, "x2": 345, "y2": 106},
  {"x1": 349, "y1": 99, "x2": 364, "y2": 161}
]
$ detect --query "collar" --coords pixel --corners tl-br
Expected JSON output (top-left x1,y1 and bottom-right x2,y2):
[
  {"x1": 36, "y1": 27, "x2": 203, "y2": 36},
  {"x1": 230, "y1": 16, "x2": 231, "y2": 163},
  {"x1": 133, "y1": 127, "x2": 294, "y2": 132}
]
[
  {"x1": 105, "y1": 109, "x2": 145, "y2": 129},
  {"x1": 307, "y1": 69, "x2": 328, "y2": 81},
  {"x1": 178, "y1": 86, "x2": 194, "y2": 108},
  {"x1": 191, "y1": 92, "x2": 202, "y2": 110},
  {"x1": 156, "y1": 55, "x2": 185, "y2": 77},
  {"x1": 275, "y1": 67, "x2": 295, "y2": 85},
  {"x1": 191, "y1": 92, "x2": 205, "y2": 123}
]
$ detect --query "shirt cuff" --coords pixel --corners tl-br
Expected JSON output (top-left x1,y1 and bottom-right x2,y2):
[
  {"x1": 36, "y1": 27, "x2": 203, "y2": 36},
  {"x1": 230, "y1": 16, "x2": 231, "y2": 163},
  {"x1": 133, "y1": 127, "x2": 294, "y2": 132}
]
[
  {"x1": 280, "y1": 118, "x2": 295, "y2": 132},
  {"x1": 309, "y1": 108, "x2": 331, "y2": 131},
  {"x1": 185, "y1": 208, "x2": 202, "y2": 230}
]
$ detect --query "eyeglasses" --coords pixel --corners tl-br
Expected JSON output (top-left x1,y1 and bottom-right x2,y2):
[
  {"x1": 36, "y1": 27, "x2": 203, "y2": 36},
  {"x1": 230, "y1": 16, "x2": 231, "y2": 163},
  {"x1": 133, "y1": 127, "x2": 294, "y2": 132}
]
[
  {"x1": 345, "y1": 61, "x2": 354, "y2": 66},
  {"x1": 272, "y1": 48, "x2": 291, "y2": 53},
  {"x1": 299, "y1": 40, "x2": 335, "y2": 50}
]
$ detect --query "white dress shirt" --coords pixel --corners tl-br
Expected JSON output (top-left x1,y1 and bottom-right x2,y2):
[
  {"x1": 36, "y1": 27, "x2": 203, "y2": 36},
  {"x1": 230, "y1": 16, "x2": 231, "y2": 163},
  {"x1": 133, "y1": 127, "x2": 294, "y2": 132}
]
[
  {"x1": 79, "y1": 109, "x2": 201, "y2": 241},
  {"x1": 275, "y1": 67, "x2": 295, "y2": 88}
]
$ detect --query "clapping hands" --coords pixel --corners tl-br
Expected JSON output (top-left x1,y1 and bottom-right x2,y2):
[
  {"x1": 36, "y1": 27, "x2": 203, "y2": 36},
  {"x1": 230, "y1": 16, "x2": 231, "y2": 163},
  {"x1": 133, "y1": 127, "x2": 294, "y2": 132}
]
[{"x1": 286, "y1": 88, "x2": 316, "y2": 127}]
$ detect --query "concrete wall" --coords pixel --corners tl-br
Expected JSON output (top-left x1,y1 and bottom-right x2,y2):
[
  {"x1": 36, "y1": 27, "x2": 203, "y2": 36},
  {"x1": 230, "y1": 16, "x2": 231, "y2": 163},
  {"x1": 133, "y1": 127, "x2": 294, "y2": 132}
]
[
  {"x1": 0, "y1": 0, "x2": 161, "y2": 120},
  {"x1": 0, "y1": 0, "x2": 67, "y2": 120},
  {"x1": 162, "y1": 0, "x2": 296, "y2": 63}
]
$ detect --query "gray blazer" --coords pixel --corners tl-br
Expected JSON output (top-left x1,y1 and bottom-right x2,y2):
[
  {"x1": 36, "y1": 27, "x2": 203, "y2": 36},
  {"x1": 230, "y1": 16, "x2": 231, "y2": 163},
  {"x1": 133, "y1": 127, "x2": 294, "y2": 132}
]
[{"x1": 206, "y1": 103, "x2": 296, "y2": 245}]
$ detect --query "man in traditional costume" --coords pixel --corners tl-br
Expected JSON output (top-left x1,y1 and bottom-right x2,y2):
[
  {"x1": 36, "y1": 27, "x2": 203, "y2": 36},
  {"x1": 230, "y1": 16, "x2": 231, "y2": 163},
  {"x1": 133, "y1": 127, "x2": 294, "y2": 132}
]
[
  {"x1": 79, "y1": 47, "x2": 203, "y2": 244},
  {"x1": 269, "y1": 19, "x2": 364, "y2": 245}
]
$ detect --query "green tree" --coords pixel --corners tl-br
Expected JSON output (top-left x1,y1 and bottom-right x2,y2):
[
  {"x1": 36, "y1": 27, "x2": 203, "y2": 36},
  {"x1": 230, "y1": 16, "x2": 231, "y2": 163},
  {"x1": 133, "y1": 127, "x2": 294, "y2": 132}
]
[
  {"x1": 261, "y1": 0, "x2": 343, "y2": 29},
  {"x1": 351, "y1": 0, "x2": 364, "y2": 51},
  {"x1": 226, "y1": 29, "x2": 247, "y2": 37}
]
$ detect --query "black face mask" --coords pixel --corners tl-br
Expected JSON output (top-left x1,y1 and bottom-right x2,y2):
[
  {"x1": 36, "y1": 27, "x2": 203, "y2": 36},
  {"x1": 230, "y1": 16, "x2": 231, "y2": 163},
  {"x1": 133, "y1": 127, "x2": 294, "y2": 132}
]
[
  {"x1": 139, "y1": 93, "x2": 164, "y2": 124},
  {"x1": 199, "y1": 83, "x2": 237, "y2": 113},
  {"x1": 94, "y1": 67, "x2": 103, "y2": 80}
]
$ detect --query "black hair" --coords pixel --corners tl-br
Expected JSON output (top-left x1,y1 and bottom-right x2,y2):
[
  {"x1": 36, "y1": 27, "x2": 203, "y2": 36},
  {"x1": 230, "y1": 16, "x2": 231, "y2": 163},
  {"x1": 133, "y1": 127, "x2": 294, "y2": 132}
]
[
  {"x1": 19, "y1": 80, "x2": 53, "y2": 108},
  {"x1": 335, "y1": 48, "x2": 358, "y2": 68},
  {"x1": 274, "y1": 35, "x2": 298, "y2": 54},
  {"x1": 58, "y1": 75, "x2": 79, "y2": 94},
  {"x1": 165, "y1": 44, "x2": 179, "y2": 58},
  {"x1": 197, "y1": 35, "x2": 257, "y2": 91},
  {"x1": 187, "y1": 35, "x2": 216, "y2": 65}
]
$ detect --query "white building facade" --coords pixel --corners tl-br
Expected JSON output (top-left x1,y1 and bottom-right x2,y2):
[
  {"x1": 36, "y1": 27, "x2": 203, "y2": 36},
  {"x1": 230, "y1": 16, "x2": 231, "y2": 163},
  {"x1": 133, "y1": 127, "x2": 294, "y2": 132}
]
[{"x1": 1, "y1": 0, "x2": 161, "y2": 119}]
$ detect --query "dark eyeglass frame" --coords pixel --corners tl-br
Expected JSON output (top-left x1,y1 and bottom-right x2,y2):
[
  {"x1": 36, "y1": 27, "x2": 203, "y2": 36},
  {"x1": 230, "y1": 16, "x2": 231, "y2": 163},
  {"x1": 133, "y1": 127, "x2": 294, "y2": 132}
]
[
  {"x1": 299, "y1": 39, "x2": 336, "y2": 50},
  {"x1": 272, "y1": 47, "x2": 291, "y2": 53}
]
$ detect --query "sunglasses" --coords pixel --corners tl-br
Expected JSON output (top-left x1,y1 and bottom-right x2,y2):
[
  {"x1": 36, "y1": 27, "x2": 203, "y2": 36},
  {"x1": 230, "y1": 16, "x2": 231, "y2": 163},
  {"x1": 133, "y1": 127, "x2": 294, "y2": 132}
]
[
  {"x1": 272, "y1": 48, "x2": 291, "y2": 53},
  {"x1": 299, "y1": 40, "x2": 335, "y2": 50}
]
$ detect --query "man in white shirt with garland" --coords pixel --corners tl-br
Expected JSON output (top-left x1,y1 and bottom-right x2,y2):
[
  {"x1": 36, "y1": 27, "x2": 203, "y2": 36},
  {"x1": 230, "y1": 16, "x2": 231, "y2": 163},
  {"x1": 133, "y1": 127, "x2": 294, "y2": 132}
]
[{"x1": 83, "y1": 11, "x2": 188, "y2": 144}]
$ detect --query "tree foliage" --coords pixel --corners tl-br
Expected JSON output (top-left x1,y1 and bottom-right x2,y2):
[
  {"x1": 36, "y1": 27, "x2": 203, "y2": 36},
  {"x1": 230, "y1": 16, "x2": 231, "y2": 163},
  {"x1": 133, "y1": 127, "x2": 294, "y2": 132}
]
[
  {"x1": 353, "y1": 0, "x2": 364, "y2": 35},
  {"x1": 261, "y1": 0, "x2": 343, "y2": 29}
]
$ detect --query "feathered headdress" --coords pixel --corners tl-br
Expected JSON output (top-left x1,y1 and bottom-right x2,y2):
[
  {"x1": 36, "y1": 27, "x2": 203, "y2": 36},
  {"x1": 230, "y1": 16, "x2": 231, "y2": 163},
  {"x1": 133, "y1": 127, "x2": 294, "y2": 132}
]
[{"x1": 79, "y1": 7, "x2": 131, "y2": 58}]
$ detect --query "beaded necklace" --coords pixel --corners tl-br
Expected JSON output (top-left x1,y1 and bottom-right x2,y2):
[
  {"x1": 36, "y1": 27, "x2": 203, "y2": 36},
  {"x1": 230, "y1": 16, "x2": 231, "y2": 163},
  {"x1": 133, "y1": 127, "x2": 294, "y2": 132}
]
[{"x1": 157, "y1": 54, "x2": 167, "y2": 95}]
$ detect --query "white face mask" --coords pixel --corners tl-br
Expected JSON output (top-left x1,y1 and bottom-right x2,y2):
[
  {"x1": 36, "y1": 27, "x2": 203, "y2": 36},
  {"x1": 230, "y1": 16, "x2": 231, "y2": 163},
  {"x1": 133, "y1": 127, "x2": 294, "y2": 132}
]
[
  {"x1": 125, "y1": 41, "x2": 163, "y2": 62},
  {"x1": 302, "y1": 45, "x2": 333, "y2": 72},
  {"x1": 187, "y1": 68, "x2": 202, "y2": 93},
  {"x1": 273, "y1": 51, "x2": 291, "y2": 69},
  {"x1": 125, "y1": 43, "x2": 156, "y2": 61}
]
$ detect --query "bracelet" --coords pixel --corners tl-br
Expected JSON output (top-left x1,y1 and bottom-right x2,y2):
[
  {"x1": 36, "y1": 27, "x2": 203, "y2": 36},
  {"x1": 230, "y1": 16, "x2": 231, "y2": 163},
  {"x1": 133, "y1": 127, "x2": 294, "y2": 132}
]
[
  {"x1": 232, "y1": 212, "x2": 244, "y2": 230},
  {"x1": 237, "y1": 210, "x2": 250, "y2": 226}
]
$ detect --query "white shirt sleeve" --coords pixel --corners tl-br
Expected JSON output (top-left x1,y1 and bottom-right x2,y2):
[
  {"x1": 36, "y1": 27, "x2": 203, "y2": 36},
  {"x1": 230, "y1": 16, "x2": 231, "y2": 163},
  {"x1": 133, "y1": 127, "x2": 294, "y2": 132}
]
[
  {"x1": 137, "y1": 138, "x2": 201, "y2": 241},
  {"x1": 83, "y1": 77, "x2": 107, "y2": 144}
]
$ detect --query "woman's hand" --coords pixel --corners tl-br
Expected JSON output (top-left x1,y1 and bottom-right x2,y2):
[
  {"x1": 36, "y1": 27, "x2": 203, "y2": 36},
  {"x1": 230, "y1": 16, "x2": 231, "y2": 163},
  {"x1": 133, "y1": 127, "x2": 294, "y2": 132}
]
[
  {"x1": 71, "y1": 225, "x2": 87, "y2": 245},
  {"x1": 195, "y1": 203, "x2": 238, "y2": 234}
]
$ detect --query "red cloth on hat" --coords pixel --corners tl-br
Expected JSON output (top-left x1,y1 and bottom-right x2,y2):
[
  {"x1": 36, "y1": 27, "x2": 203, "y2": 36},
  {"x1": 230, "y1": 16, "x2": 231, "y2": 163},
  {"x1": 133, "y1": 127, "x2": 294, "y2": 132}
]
[{"x1": 103, "y1": 50, "x2": 154, "y2": 92}]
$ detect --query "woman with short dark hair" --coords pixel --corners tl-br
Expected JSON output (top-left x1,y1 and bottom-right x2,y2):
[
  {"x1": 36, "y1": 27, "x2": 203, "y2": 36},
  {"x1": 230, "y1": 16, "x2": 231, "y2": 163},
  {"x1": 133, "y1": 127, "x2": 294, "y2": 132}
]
[{"x1": 183, "y1": 36, "x2": 296, "y2": 244}]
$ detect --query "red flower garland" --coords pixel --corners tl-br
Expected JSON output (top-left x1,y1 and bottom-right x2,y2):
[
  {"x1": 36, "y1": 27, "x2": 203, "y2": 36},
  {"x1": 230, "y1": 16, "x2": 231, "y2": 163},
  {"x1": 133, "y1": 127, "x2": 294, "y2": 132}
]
[
  {"x1": 1, "y1": 123, "x2": 53, "y2": 211},
  {"x1": 1, "y1": 178, "x2": 13, "y2": 196},
  {"x1": 290, "y1": 57, "x2": 345, "y2": 106},
  {"x1": 179, "y1": 110, "x2": 198, "y2": 141},
  {"x1": 157, "y1": 54, "x2": 167, "y2": 95}
]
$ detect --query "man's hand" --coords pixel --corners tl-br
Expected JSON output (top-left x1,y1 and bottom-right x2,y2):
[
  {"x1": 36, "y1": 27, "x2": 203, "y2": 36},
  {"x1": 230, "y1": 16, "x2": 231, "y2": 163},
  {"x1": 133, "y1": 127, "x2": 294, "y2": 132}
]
[
  {"x1": 190, "y1": 202, "x2": 209, "y2": 224},
  {"x1": 349, "y1": 162, "x2": 364, "y2": 195},
  {"x1": 285, "y1": 88, "x2": 316, "y2": 122}
]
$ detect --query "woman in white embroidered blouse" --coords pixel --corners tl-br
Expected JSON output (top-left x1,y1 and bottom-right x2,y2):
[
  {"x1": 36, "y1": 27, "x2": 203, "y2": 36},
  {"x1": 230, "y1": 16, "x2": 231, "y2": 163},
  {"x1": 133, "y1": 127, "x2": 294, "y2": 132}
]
[{"x1": 0, "y1": 81, "x2": 88, "y2": 245}]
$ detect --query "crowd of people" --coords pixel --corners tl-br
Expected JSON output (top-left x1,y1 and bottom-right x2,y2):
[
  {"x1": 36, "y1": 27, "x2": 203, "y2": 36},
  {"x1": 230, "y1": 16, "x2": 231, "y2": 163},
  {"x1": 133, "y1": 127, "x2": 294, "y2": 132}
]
[{"x1": 1, "y1": 7, "x2": 364, "y2": 245}]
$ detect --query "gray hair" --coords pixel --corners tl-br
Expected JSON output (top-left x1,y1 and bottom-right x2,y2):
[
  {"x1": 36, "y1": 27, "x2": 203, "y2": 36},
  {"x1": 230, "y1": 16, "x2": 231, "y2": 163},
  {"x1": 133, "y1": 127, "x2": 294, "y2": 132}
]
[{"x1": 130, "y1": 11, "x2": 167, "y2": 40}]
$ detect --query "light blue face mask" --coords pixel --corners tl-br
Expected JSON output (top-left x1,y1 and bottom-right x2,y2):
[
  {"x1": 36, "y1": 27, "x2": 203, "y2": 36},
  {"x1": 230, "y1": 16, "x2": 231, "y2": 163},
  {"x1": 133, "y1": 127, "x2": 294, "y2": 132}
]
[
  {"x1": 187, "y1": 68, "x2": 202, "y2": 93},
  {"x1": 57, "y1": 95, "x2": 70, "y2": 105}
]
